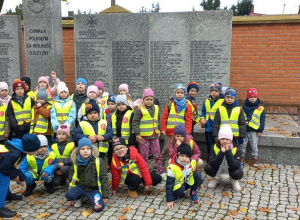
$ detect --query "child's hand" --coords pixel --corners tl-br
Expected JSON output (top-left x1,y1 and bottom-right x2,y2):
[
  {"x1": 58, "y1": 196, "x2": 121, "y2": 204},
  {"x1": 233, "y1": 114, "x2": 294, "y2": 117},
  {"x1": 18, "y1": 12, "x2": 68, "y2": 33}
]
[
  {"x1": 245, "y1": 121, "x2": 249, "y2": 125},
  {"x1": 136, "y1": 135, "x2": 143, "y2": 144},
  {"x1": 161, "y1": 131, "x2": 166, "y2": 136},
  {"x1": 103, "y1": 198, "x2": 108, "y2": 204},
  {"x1": 176, "y1": 140, "x2": 182, "y2": 146},
  {"x1": 167, "y1": 201, "x2": 175, "y2": 209},
  {"x1": 89, "y1": 135, "x2": 97, "y2": 143},
  {"x1": 221, "y1": 146, "x2": 226, "y2": 153},
  {"x1": 3, "y1": 133, "x2": 9, "y2": 138},
  {"x1": 200, "y1": 118, "x2": 206, "y2": 127},
  {"x1": 36, "y1": 103, "x2": 42, "y2": 108},
  {"x1": 58, "y1": 162, "x2": 64, "y2": 168},
  {"x1": 96, "y1": 134, "x2": 105, "y2": 141},
  {"x1": 144, "y1": 185, "x2": 151, "y2": 191},
  {"x1": 109, "y1": 189, "x2": 116, "y2": 195},
  {"x1": 67, "y1": 201, "x2": 74, "y2": 207},
  {"x1": 51, "y1": 71, "x2": 57, "y2": 79},
  {"x1": 258, "y1": 133, "x2": 262, "y2": 136}
]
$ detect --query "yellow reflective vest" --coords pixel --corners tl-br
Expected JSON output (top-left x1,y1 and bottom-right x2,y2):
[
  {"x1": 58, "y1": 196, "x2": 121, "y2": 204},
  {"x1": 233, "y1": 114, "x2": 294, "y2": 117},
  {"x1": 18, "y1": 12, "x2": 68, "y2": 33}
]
[
  {"x1": 111, "y1": 110, "x2": 132, "y2": 144},
  {"x1": 167, "y1": 158, "x2": 196, "y2": 191},
  {"x1": 11, "y1": 97, "x2": 32, "y2": 125},
  {"x1": 167, "y1": 102, "x2": 186, "y2": 130},
  {"x1": 248, "y1": 106, "x2": 264, "y2": 130},
  {"x1": 187, "y1": 99, "x2": 200, "y2": 123},
  {"x1": 26, "y1": 151, "x2": 56, "y2": 179},
  {"x1": 112, "y1": 156, "x2": 141, "y2": 184},
  {"x1": 32, "y1": 89, "x2": 53, "y2": 104},
  {"x1": 0, "y1": 105, "x2": 7, "y2": 135},
  {"x1": 213, "y1": 144, "x2": 237, "y2": 156},
  {"x1": 219, "y1": 106, "x2": 241, "y2": 137},
  {"x1": 139, "y1": 105, "x2": 159, "y2": 137},
  {"x1": 54, "y1": 100, "x2": 73, "y2": 124},
  {"x1": 51, "y1": 142, "x2": 75, "y2": 161},
  {"x1": 70, "y1": 157, "x2": 102, "y2": 193},
  {"x1": 204, "y1": 98, "x2": 224, "y2": 121},
  {"x1": 30, "y1": 104, "x2": 52, "y2": 134},
  {"x1": 100, "y1": 96, "x2": 108, "y2": 107},
  {"x1": 79, "y1": 120, "x2": 109, "y2": 153},
  {"x1": 27, "y1": 90, "x2": 34, "y2": 99}
]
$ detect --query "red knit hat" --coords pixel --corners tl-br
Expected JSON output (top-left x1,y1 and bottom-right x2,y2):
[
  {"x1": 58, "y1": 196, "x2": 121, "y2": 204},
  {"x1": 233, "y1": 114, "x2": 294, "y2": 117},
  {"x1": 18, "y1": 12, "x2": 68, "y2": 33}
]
[
  {"x1": 13, "y1": 79, "x2": 26, "y2": 92},
  {"x1": 247, "y1": 88, "x2": 258, "y2": 98}
]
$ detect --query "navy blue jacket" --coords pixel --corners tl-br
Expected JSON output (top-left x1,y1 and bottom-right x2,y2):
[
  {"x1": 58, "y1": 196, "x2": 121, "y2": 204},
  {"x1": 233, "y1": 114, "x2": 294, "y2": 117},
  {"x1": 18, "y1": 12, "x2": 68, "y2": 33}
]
[
  {"x1": 242, "y1": 99, "x2": 265, "y2": 133},
  {"x1": 0, "y1": 139, "x2": 27, "y2": 181}
]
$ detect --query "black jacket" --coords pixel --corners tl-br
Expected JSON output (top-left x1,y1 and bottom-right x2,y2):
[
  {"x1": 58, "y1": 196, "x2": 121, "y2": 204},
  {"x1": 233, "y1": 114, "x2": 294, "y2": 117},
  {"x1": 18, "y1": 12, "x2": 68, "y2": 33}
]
[
  {"x1": 242, "y1": 99, "x2": 265, "y2": 133},
  {"x1": 115, "y1": 106, "x2": 135, "y2": 146},
  {"x1": 72, "y1": 91, "x2": 87, "y2": 115}
]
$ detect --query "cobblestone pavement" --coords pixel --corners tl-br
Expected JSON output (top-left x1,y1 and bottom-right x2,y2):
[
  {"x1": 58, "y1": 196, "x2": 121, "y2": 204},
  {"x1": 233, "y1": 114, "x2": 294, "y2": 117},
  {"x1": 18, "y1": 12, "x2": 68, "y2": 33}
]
[{"x1": 6, "y1": 163, "x2": 300, "y2": 220}]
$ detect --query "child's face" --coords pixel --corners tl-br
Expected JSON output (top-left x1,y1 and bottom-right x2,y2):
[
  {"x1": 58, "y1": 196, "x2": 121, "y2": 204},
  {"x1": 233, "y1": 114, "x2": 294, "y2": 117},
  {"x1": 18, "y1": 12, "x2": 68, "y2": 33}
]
[
  {"x1": 119, "y1": 89, "x2": 127, "y2": 95},
  {"x1": 59, "y1": 91, "x2": 68, "y2": 99},
  {"x1": 98, "y1": 89, "x2": 103, "y2": 96},
  {"x1": 175, "y1": 89, "x2": 185, "y2": 100},
  {"x1": 143, "y1": 96, "x2": 154, "y2": 107},
  {"x1": 36, "y1": 98, "x2": 46, "y2": 105},
  {"x1": 24, "y1": 83, "x2": 30, "y2": 91},
  {"x1": 117, "y1": 103, "x2": 127, "y2": 112},
  {"x1": 38, "y1": 81, "x2": 48, "y2": 88},
  {"x1": 80, "y1": 146, "x2": 92, "y2": 159},
  {"x1": 175, "y1": 134, "x2": 185, "y2": 142},
  {"x1": 0, "y1": 89, "x2": 8, "y2": 98},
  {"x1": 248, "y1": 96, "x2": 258, "y2": 103},
  {"x1": 15, "y1": 87, "x2": 25, "y2": 97},
  {"x1": 113, "y1": 145, "x2": 128, "y2": 157},
  {"x1": 178, "y1": 154, "x2": 190, "y2": 165},
  {"x1": 219, "y1": 138, "x2": 232, "y2": 147},
  {"x1": 210, "y1": 89, "x2": 220, "y2": 100},
  {"x1": 87, "y1": 110, "x2": 99, "y2": 122},
  {"x1": 37, "y1": 145, "x2": 48, "y2": 155},
  {"x1": 107, "y1": 101, "x2": 116, "y2": 112},
  {"x1": 225, "y1": 96, "x2": 235, "y2": 105},
  {"x1": 88, "y1": 91, "x2": 97, "y2": 99},
  {"x1": 57, "y1": 131, "x2": 68, "y2": 142},
  {"x1": 188, "y1": 88, "x2": 198, "y2": 98},
  {"x1": 76, "y1": 82, "x2": 86, "y2": 93}
]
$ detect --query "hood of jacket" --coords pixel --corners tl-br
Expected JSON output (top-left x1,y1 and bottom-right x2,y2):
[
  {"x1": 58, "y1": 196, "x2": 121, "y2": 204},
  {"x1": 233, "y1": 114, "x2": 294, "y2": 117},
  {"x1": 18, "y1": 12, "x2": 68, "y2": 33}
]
[
  {"x1": 70, "y1": 145, "x2": 99, "y2": 163},
  {"x1": 7, "y1": 138, "x2": 24, "y2": 153}
]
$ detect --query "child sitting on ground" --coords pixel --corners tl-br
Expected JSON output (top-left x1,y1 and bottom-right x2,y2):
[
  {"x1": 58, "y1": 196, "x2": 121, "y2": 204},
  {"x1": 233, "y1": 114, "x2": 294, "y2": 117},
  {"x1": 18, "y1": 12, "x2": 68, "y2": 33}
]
[{"x1": 0, "y1": 82, "x2": 11, "y2": 106}]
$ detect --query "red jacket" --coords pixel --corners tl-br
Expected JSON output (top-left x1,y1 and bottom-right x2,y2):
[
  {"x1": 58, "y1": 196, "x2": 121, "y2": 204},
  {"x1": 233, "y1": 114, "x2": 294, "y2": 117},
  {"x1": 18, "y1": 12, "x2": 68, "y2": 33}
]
[
  {"x1": 111, "y1": 147, "x2": 152, "y2": 190},
  {"x1": 160, "y1": 99, "x2": 193, "y2": 136}
]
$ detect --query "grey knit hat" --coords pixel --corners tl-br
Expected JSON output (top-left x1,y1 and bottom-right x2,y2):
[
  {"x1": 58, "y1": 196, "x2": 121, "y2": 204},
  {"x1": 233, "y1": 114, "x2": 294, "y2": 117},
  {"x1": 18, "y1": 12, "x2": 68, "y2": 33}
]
[
  {"x1": 36, "y1": 87, "x2": 48, "y2": 100},
  {"x1": 115, "y1": 94, "x2": 128, "y2": 106}
]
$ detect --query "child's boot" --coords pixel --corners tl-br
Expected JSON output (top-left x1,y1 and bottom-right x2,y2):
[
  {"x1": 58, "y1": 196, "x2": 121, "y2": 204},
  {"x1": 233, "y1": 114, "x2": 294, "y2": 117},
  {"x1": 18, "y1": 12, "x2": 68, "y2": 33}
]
[
  {"x1": 252, "y1": 157, "x2": 258, "y2": 167},
  {"x1": 230, "y1": 178, "x2": 241, "y2": 191},
  {"x1": 190, "y1": 190, "x2": 199, "y2": 203},
  {"x1": 207, "y1": 177, "x2": 220, "y2": 189},
  {"x1": 128, "y1": 189, "x2": 138, "y2": 198},
  {"x1": 22, "y1": 182, "x2": 37, "y2": 196},
  {"x1": 0, "y1": 207, "x2": 17, "y2": 218},
  {"x1": 44, "y1": 182, "x2": 56, "y2": 194},
  {"x1": 6, "y1": 192, "x2": 23, "y2": 201}
]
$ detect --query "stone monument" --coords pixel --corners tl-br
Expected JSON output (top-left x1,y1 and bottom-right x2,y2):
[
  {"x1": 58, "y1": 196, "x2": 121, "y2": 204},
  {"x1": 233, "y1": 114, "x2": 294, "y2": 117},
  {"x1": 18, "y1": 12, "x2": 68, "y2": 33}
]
[
  {"x1": 0, "y1": 15, "x2": 24, "y2": 88},
  {"x1": 23, "y1": 0, "x2": 64, "y2": 86},
  {"x1": 75, "y1": 11, "x2": 232, "y2": 104}
]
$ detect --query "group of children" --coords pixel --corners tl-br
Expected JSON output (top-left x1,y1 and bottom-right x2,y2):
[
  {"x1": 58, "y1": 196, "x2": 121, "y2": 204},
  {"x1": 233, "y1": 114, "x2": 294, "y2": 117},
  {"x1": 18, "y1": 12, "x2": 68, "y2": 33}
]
[{"x1": 0, "y1": 73, "x2": 265, "y2": 218}]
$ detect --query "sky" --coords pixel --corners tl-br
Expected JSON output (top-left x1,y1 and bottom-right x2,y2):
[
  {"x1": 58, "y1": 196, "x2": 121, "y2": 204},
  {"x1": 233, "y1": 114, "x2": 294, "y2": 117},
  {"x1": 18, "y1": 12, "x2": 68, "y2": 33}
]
[{"x1": 1, "y1": 0, "x2": 300, "y2": 15}]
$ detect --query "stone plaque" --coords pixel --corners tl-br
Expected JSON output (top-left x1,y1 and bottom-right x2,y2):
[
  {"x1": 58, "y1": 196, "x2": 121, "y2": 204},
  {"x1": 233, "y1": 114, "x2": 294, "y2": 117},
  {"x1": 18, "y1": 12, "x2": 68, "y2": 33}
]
[
  {"x1": 75, "y1": 11, "x2": 232, "y2": 104},
  {"x1": 23, "y1": 0, "x2": 64, "y2": 87},
  {"x1": 0, "y1": 15, "x2": 24, "y2": 89}
]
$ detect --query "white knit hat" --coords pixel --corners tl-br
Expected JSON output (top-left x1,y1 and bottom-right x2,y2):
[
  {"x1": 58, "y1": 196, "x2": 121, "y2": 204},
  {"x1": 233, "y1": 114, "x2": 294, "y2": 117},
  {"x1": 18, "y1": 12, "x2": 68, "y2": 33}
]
[
  {"x1": 57, "y1": 82, "x2": 69, "y2": 95},
  {"x1": 218, "y1": 124, "x2": 233, "y2": 141},
  {"x1": 37, "y1": 135, "x2": 48, "y2": 146},
  {"x1": 0, "y1": 82, "x2": 9, "y2": 92}
]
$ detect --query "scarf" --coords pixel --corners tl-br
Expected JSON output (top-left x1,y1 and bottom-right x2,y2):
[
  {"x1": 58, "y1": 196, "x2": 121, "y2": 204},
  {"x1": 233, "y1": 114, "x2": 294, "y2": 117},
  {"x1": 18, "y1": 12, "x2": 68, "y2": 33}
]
[
  {"x1": 0, "y1": 95, "x2": 11, "y2": 106},
  {"x1": 173, "y1": 97, "x2": 187, "y2": 113},
  {"x1": 34, "y1": 151, "x2": 49, "y2": 160},
  {"x1": 77, "y1": 154, "x2": 92, "y2": 166}
]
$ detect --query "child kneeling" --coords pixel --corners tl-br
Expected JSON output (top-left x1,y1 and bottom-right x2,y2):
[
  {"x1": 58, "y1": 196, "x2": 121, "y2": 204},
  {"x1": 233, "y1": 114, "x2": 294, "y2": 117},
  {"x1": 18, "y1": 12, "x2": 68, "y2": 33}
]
[
  {"x1": 166, "y1": 143, "x2": 203, "y2": 209},
  {"x1": 65, "y1": 137, "x2": 109, "y2": 212}
]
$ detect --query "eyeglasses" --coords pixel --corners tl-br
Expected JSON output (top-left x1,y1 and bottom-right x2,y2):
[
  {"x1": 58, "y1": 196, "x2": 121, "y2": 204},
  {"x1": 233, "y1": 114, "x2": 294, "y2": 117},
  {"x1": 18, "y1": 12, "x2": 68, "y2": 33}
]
[{"x1": 114, "y1": 146, "x2": 126, "y2": 153}]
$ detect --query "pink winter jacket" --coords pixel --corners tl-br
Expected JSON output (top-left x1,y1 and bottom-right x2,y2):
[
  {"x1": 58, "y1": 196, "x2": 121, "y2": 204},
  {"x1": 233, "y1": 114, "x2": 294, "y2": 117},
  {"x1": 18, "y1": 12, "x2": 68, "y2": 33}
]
[{"x1": 168, "y1": 133, "x2": 201, "y2": 161}]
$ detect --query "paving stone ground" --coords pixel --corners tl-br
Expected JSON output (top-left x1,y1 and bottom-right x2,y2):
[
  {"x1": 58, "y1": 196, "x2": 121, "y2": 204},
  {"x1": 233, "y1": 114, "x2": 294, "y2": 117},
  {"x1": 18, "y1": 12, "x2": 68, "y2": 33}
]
[{"x1": 7, "y1": 163, "x2": 300, "y2": 220}]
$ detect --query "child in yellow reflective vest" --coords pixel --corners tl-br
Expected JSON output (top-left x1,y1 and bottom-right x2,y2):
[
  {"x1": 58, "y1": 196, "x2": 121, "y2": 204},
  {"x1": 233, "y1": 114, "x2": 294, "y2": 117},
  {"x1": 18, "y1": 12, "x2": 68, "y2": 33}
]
[
  {"x1": 65, "y1": 137, "x2": 109, "y2": 212},
  {"x1": 241, "y1": 88, "x2": 265, "y2": 167},
  {"x1": 0, "y1": 82, "x2": 11, "y2": 106},
  {"x1": 166, "y1": 143, "x2": 203, "y2": 209},
  {"x1": 19, "y1": 135, "x2": 57, "y2": 196},
  {"x1": 51, "y1": 123, "x2": 75, "y2": 187},
  {"x1": 0, "y1": 99, "x2": 10, "y2": 145},
  {"x1": 75, "y1": 100, "x2": 113, "y2": 159},
  {"x1": 21, "y1": 77, "x2": 34, "y2": 99},
  {"x1": 205, "y1": 124, "x2": 243, "y2": 191}
]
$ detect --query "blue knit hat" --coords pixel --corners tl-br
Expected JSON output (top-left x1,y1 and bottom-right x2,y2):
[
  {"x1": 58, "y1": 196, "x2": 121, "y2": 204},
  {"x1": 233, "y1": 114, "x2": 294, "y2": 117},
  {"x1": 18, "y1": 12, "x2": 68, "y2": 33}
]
[
  {"x1": 78, "y1": 137, "x2": 92, "y2": 150},
  {"x1": 187, "y1": 82, "x2": 199, "y2": 93},
  {"x1": 22, "y1": 134, "x2": 41, "y2": 152},
  {"x1": 108, "y1": 95, "x2": 117, "y2": 104},
  {"x1": 76, "y1": 78, "x2": 88, "y2": 88},
  {"x1": 225, "y1": 87, "x2": 237, "y2": 98},
  {"x1": 85, "y1": 99, "x2": 100, "y2": 115},
  {"x1": 174, "y1": 83, "x2": 187, "y2": 94}
]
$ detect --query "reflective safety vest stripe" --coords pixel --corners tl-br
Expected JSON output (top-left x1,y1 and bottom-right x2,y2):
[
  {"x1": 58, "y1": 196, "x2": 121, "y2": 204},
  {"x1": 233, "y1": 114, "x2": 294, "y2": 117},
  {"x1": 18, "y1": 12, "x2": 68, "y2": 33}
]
[
  {"x1": 139, "y1": 105, "x2": 159, "y2": 137},
  {"x1": 187, "y1": 100, "x2": 200, "y2": 123},
  {"x1": 0, "y1": 105, "x2": 7, "y2": 135},
  {"x1": 167, "y1": 159, "x2": 196, "y2": 191},
  {"x1": 81, "y1": 102, "x2": 102, "y2": 116},
  {"x1": 70, "y1": 157, "x2": 102, "y2": 193},
  {"x1": 30, "y1": 105, "x2": 52, "y2": 134},
  {"x1": 26, "y1": 151, "x2": 56, "y2": 179},
  {"x1": 213, "y1": 144, "x2": 237, "y2": 156},
  {"x1": 166, "y1": 102, "x2": 186, "y2": 130},
  {"x1": 54, "y1": 100, "x2": 73, "y2": 124},
  {"x1": 0, "y1": 144, "x2": 9, "y2": 153},
  {"x1": 112, "y1": 156, "x2": 141, "y2": 184},
  {"x1": 219, "y1": 106, "x2": 240, "y2": 137},
  {"x1": 11, "y1": 97, "x2": 32, "y2": 125},
  {"x1": 51, "y1": 142, "x2": 75, "y2": 161},
  {"x1": 248, "y1": 106, "x2": 264, "y2": 130},
  {"x1": 205, "y1": 98, "x2": 224, "y2": 121},
  {"x1": 111, "y1": 110, "x2": 133, "y2": 144},
  {"x1": 79, "y1": 120, "x2": 109, "y2": 153},
  {"x1": 33, "y1": 90, "x2": 53, "y2": 104}
]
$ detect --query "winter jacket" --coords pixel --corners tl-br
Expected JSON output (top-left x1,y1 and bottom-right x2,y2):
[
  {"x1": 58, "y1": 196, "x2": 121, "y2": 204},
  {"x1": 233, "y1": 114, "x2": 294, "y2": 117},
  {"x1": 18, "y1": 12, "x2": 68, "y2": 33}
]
[
  {"x1": 242, "y1": 99, "x2": 265, "y2": 133},
  {"x1": 31, "y1": 102, "x2": 52, "y2": 136},
  {"x1": 0, "y1": 100, "x2": 10, "y2": 141},
  {"x1": 213, "y1": 100, "x2": 246, "y2": 138},
  {"x1": 68, "y1": 146, "x2": 109, "y2": 198},
  {"x1": 111, "y1": 147, "x2": 152, "y2": 190},
  {"x1": 168, "y1": 133, "x2": 201, "y2": 162},
  {"x1": 51, "y1": 95, "x2": 76, "y2": 132},
  {"x1": 104, "y1": 108, "x2": 115, "y2": 126},
  {"x1": 0, "y1": 139, "x2": 27, "y2": 181},
  {"x1": 132, "y1": 104, "x2": 160, "y2": 139},
  {"x1": 72, "y1": 90, "x2": 87, "y2": 115},
  {"x1": 160, "y1": 98, "x2": 193, "y2": 136}
]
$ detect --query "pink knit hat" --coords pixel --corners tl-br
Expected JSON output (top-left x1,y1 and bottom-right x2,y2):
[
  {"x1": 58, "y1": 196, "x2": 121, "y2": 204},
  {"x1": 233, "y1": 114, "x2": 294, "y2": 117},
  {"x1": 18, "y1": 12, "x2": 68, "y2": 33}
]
[
  {"x1": 119, "y1": 83, "x2": 129, "y2": 93},
  {"x1": 87, "y1": 85, "x2": 99, "y2": 96},
  {"x1": 218, "y1": 124, "x2": 233, "y2": 141},
  {"x1": 38, "y1": 76, "x2": 50, "y2": 88},
  {"x1": 143, "y1": 88, "x2": 154, "y2": 99},
  {"x1": 57, "y1": 122, "x2": 71, "y2": 137},
  {"x1": 94, "y1": 81, "x2": 105, "y2": 91}
]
